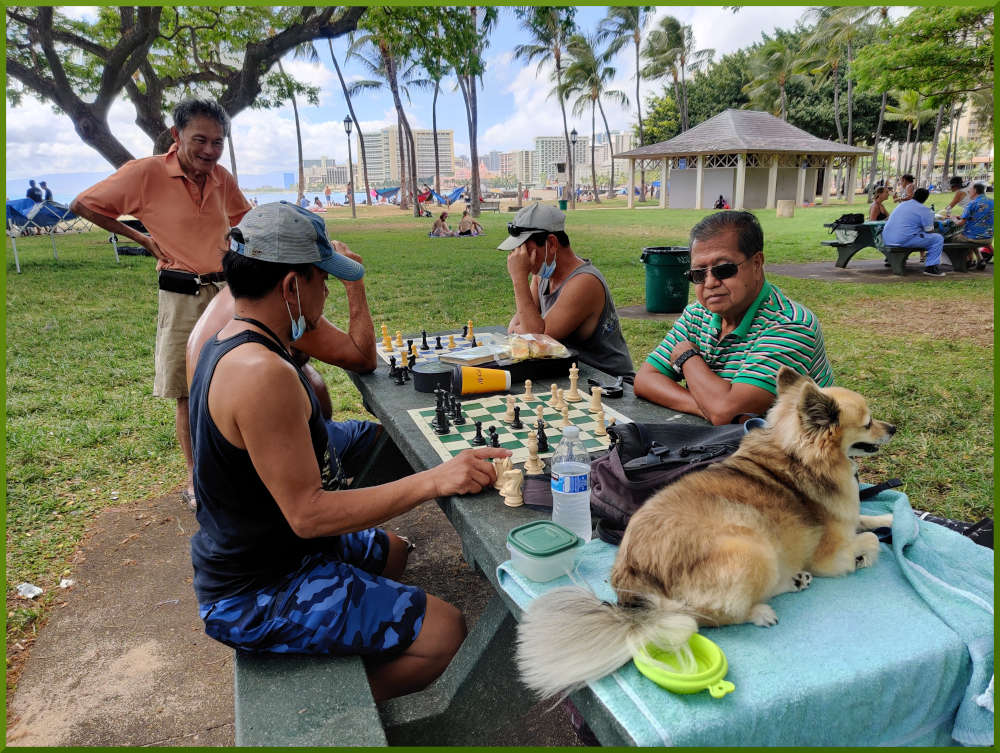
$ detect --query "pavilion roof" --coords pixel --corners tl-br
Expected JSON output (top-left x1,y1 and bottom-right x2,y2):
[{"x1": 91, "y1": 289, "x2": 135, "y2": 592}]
[{"x1": 615, "y1": 109, "x2": 871, "y2": 159}]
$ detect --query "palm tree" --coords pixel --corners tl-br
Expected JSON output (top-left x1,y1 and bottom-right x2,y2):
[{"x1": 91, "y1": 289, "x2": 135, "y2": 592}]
[
  {"x1": 412, "y1": 17, "x2": 449, "y2": 196},
  {"x1": 641, "y1": 16, "x2": 713, "y2": 131},
  {"x1": 885, "y1": 90, "x2": 936, "y2": 177},
  {"x1": 742, "y1": 38, "x2": 808, "y2": 120},
  {"x1": 514, "y1": 7, "x2": 577, "y2": 207},
  {"x1": 563, "y1": 33, "x2": 629, "y2": 203},
  {"x1": 273, "y1": 57, "x2": 307, "y2": 200},
  {"x1": 598, "y1": 6, "x2": 653, "y2": 199},
  {"x1": 328, "y1": 39, "x2": 376, "y2": 205}
]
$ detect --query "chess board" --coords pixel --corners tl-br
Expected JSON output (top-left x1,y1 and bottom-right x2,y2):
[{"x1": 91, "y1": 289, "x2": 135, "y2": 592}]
[
  {"x1": 408, "y1": 389, "x2": 633, "y2": 466},
  {"x1": 375, "y1": 330, "x2": 483, "y2": 365}
]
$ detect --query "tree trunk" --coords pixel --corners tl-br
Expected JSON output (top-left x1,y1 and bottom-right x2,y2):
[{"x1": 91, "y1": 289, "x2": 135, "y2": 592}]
[
  {"x1": 845, "y1": 41, "x2": 854, "y2": 146},
  {"x1": 923, "y1": 104, "x2": 945, "y2": 188},
  {"x1": 635, "y1": 35, "x2": 646, "y2": 201},
  {"x1": 555, "y1": 54, "x2": 575, "y2": 211},
  {"x1": 867, "y1": 91, "x2": 887, "y2": 194},
  {"x1": 902, "y1": 123, "x2": 912, "y2": 174},
  {"x1": 276, "y1": 58, "x2": 305, "y2": 199},
  {"x1": 397, "y1": 118, "x2": 408, "y2": 210},
  {"x1": 456, "y1": 72, "x2": 482, "y2": 217},
  {"x1": 432, "y1": 81, "x2": 441, "y2": 196},
  {"x1": 832, "y1": 65, "x2": 843, "y2": 143},
  {"x1": 671, "y1": 73, "x2": 685, "y2": 131},
  {"x1": 915, "y1": 139, "x2": 924, "y2": 187},
  {"x1": 950, "y1": 107, "x2": 961, "y2": 178},
  {"x1": 597, "y1": 97, "x2": 615, "y2": 199},
  {"x1": 329, "y1": 40, "x2": 371, "y2": 204},
  {"x1": 942, "y1": 107, "x2": 957, "y2": 187},
  {"x1": 780, "y1": 84, "x2": 787, "y2": 121},
  {"x1": 401, "y1": 115, "x2": 420, "y2": 217},
  {"x1": 227, "y1": 134, "x2": 238, "y2": 185},
  {"x1": 590, "y1": 100, "x2": 600, "y2": 204},
  {"x1": 679, "y1": 61, "x2": 690, "y2": 132}
]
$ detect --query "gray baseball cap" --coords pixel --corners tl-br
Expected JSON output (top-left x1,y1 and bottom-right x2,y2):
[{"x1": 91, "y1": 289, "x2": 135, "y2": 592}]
[
  {"x1": 230, "y1": 201, "x2": 364, "y2": 281},
  {"x1": 497, "y1": 203, "x2": 566, "y2": 251}
]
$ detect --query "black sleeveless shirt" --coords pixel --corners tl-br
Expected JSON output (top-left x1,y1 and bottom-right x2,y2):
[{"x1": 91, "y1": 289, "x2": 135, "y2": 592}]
[{"x1": 189, "y1": 329, "x2": 342, "y2": 604}]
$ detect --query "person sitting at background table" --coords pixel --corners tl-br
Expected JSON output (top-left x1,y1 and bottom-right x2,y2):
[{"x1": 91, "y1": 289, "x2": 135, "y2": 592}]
[
  {"x1": 942, "y1": 176, "x2": 970, "y2": 217},
  {"x1": 869, "y1": 186, "x2": 890, "y2": 221},
  {"x1": 951, "y1": 182, "x2": 994, "y2": 270},
  {"x1": 882, "y1": 187, "x2": 946, "y2": 277},
  {"x1": 633, "y1": 211, "x2": 833, "y2": 425},
  {"x1": 893, "y1": 174, "x2": 915, "y2": 202}
]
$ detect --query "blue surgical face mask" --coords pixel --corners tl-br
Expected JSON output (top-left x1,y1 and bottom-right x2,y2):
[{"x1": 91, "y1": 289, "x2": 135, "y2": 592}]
[
  {"x1": 284, "y1": 278, "x2": 306, "y2": 341},
  {"x1": 536, "y1": 243, "x2": 557, "y2": 280}
]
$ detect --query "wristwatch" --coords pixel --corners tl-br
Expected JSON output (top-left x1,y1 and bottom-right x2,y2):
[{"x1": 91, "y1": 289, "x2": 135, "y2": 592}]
[{"x1": 673, "y1": 348, "x2": 702, "y2": 372}]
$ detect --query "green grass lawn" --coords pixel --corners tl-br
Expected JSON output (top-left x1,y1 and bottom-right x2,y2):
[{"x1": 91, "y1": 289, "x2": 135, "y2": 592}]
[{"x1": 5, "y1": 203, "x2": 993, "y2": 656}]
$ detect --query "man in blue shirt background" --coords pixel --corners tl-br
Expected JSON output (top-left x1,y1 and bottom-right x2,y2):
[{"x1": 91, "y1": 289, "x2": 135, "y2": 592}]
[
  {"x1": 953, "y1": 183, "x2": 994, "y2": 270},
  {"x1": 882, "y1": 187, "x2": 946, "y2": 277}
]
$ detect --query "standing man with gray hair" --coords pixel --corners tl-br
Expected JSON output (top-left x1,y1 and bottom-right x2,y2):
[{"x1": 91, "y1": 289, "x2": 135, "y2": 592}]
[{"x1": 71, "y1": 99, "x2": 252, "y2": 511}]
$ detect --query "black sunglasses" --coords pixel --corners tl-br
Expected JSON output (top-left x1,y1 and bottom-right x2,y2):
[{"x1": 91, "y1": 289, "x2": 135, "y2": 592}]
[
  {"x1": 507, "y1": 223, "x2": 548, "y2": 237},
  {"x1": 683, "y1": 255, "x2": 755, "y2": 284}
]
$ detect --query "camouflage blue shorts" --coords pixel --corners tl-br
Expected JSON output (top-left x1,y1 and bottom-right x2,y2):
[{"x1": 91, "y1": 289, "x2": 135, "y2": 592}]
[{"x1": 199, "y1": 528, "x2": 426, "y2": 656}]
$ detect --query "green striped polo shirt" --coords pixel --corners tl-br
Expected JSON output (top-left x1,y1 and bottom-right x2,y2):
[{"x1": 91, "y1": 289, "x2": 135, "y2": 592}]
[{"x1": 646, "y1": 281, "x2": 834, "y2": 394}]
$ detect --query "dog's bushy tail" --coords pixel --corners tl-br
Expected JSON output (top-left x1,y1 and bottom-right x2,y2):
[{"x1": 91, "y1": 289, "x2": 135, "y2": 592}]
[{"x1": 515, "y1": 586, "x2": 698, "y2": 699}]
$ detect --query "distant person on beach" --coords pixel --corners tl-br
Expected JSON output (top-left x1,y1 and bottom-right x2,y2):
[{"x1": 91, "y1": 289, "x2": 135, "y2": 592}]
[
  {"x1": 324, "y1": 185, "x2": 332, "y2": 206},
  {"x1": 26, "y1": 179, "x2": 42, "y2": 203},
  {"x1": 457, "y1": 209, "x2": 483, "y2": 237},
  {"x1": 70, "y1": 98, "x2": 251, "y2": 512},
  {"x1": 430, "y1": 212, "x2": 457, "y2": 237},
  {"x1": 40, "y1": 181, "x2": 53, "y2": 202}
]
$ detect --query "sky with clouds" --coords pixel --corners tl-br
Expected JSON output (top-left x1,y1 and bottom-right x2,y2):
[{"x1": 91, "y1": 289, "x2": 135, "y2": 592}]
[{"x1": 7, "y1": 6, "x2": 822, "y2": 183}]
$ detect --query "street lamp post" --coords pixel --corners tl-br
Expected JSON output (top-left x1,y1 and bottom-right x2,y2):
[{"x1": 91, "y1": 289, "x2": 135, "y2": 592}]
[
  {"x1": 569, "y1": 128, "x2": 578, "y2": 210},
  {"x1": 343, "y1": 115, "x2": 356, "y2": 219}
]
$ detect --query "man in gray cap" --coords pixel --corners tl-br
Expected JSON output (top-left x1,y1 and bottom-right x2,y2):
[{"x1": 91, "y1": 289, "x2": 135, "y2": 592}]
[
  {"x1": 499, "y1": 202, "x2": 634, "y2": 378},
  {"x1": 189, "y1": 201, "x2": 509, "y2": 702}
]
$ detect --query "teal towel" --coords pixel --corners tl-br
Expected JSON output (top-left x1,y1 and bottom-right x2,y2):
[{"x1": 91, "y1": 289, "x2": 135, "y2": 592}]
[{"x1": 497, "y1": 489, "x2": 992, "y2": 746}]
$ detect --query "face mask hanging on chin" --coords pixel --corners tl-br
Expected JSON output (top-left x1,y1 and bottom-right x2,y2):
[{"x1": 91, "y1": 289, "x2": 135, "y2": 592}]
[
  {"x1": 285, "y1": 279, "x2": 307, "y2": 341},
  {"x1": 536, "y1": 245, "x2": 557, "y2": 280}
]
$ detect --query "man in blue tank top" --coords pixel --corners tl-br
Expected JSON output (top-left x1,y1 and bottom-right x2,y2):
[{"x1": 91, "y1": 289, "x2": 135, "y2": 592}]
[
  {"x1": 499, "y1": 203, "x2": 635, "y2": 378},
  {"x1": 188, "y1": 201, "x2": 509, "y2": 702}
]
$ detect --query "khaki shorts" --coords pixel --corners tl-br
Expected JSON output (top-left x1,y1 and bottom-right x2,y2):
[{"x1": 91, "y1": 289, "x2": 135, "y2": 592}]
[{"x1": 154, "y1": 283, "x2": 225, "y2": 399}]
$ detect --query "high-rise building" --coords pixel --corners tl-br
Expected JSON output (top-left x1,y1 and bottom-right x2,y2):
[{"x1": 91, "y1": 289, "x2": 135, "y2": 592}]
[
  {"x1": 533, "y1": 135, "x2": 589, "y2": 186},
  {"x1": 483, "y1": 150, "x2": 502, "y2": 172},
  {"x1": 357, "y1": 127, "x2": 455, "y2": 184},
  {"x1": 500, "y1": 149, "x2": 537, "y2": 185}
]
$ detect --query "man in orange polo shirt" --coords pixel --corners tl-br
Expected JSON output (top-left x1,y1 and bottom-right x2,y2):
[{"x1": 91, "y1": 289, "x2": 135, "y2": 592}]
[{"x1": 71, "y1": 99, "x2": 252, "y2": 511}]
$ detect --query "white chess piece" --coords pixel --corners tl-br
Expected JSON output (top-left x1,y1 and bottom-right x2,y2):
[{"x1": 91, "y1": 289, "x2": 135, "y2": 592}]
[
  {"x1": 535, "y1": 404, "x2": 546, "y2": 428},
  {"x1": 558, "y1": 404, "x2": 571, "y2": 428},
  {"x1": 547, "y1": 384, "x2": 560, "y2": 409},
  {"x1": 593, "y1": 408, "x2": 608, "y2": 436},
  {"x1": 504, "y1": 394, "x2": 516, "y2": 423},
  {"x1": 524, "y1": 434, "x2": 545, "y2": 475},
  {"x1": 566, "y1": 363, "x2": 583, "y2": 402},
  {"x1": 493, "y1": 456, "x2": 513, "y2": 490},
  {"x1": 523, "y1": 379, "x2": 534, "y2": 400},
  {"x1": 500, "y1": 468, "x2": 524, "y2": 507},
  {"x1": 589, "y1": 385, "x2": 603, "y2": 414}
]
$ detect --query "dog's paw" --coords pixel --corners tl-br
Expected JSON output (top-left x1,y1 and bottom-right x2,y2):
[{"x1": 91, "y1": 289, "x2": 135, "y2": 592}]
[
  {"x1": 750, "y1": 603, "x2": 778, "y2": 627},
  {"x1": 853, "y1": 532, "x2": 880, "y2": 569},
  {"x1": 792, "y1": 571, "x2": 813, "y2": 591}
]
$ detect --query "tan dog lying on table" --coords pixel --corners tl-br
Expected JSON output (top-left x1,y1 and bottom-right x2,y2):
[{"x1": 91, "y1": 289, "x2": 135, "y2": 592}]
[{"x1": 516, "y1": 366, "x2": 896, "y2": 699}]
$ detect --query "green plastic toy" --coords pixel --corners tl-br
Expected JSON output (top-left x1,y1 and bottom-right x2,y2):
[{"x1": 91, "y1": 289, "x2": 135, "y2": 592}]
[{"x1": 633, "y1": 634, "x2": 735, "y2": 699}]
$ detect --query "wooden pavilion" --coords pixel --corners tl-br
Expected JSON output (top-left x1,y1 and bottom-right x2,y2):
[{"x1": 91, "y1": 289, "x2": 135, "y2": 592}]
[{"x1": 615, "y1": 109, "x2": 871, "y2": 210}]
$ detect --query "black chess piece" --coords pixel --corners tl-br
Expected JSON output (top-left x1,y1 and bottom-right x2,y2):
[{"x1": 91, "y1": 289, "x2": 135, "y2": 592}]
[
  {"x1": 393, "y1": 367, "x2": 405, "y2": 386},
  {"x1": 511, "y1": 405, "x2": 523, "y2": 429},
  {"x1": 451, "y1": 395, "x2": 466, "y2": 424},
  {"x1": 471, "y1": 420, "x2": 486, "y2": 446},
  {"x1": 470, "y1": 335, "x2": 477, "y2": 347},
  {"x1": 536, "y1": 422, "x2": 549, "y2": 453},
  {"x1": 400, "y1": 365, "x2": 410, "y2": 383},
  {"x1": 488, "y1": 425, "x2": 500, "y2": 448},
  {"x1": 421, "y1": 330, "x2": 430, "y2": 350},
  {"x1": 462, "y1": 324, "x2": 469, "y2": 338},
  {"x1": 435, "y1": 335, "x2": 443, "y2": 350},
  {"x1": 432, "y1": 404, "x2": 451, "y2": 435},
  {"x1": 408, "y1": 353, "x2": 416, "y2": 369},
  {"x1": 407, "y1": 338, "x2": 414, "y2": 354},
  {"x1": 388, "y1": 355, "x2": 397, "y2": 374}
]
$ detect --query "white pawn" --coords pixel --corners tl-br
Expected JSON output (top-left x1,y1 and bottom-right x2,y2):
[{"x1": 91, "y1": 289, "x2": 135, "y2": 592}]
[
  {"x1": 524, "y1": 433, "x2": 545, "y2": 475},
  {"x1": 589, "y1": 385, "x2": 603, "y2": 414},
  {"x1": 547, "y1": 384, "x2": 560, "y2": 409},
  {"x1": 535, "y1": 404, "x2": 546, "y2": 428},
  {"x1": 558, "y1": 404, "x2": 571, "y2": 428},
  {"x1": 555, "y1": 387, "x2": 567, "y2": 411},
  {"x1": 565, "y1": 363, "x2": 583, "y2": 402},
  {"x1": 593, "y1": 408, "x2": 608, "y2": 436},
  {"x1": 500, "y1": 468, "x2": 524, "y2": 507},
  {"x1": 523, "y1": 379, "x2": 534, "y2": 400},
  {"x1": 504, "y1": 394, "x2": 516, "y2": 423}
]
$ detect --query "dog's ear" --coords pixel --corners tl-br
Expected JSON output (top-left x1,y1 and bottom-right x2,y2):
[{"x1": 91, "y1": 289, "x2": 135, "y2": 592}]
[
  {"x1": 798, "y1": 382, "x2": 840, "y2": 431},
  {"x1": 776, "y1": 366, "x2": 806, "y2": 394}
]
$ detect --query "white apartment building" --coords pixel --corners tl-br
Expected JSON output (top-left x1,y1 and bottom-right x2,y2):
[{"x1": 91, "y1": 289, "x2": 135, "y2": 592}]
[
  {"x1": 302, "y1": 157, "x2": 356, "y2": 190},
  {"x1": 533, "y1": 135, "x2": 589, "y2": 186},
  {"x1": 357, "y1": 127, "x2": 455, "y2": 184},
  {"x1": 500, "y1": 149, "x2": 537, "y2": 185}
]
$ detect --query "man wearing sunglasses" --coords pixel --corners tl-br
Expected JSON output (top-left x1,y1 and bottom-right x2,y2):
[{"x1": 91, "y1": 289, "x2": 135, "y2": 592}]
[
  {"x1": 499, "y1": 203, "x2": 634, "y2": 378},
  {"x1": 634, "y1": 211, "x2": 833, "y2": 424}
]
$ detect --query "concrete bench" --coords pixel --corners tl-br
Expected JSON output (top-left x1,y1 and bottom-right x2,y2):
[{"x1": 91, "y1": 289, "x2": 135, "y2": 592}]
[
  {"x1": 234, "y1": 651, "x2": 387, "y2": 746},
  {"x1": 884, "y1": 243, "x2": 976, "y2": 275}
]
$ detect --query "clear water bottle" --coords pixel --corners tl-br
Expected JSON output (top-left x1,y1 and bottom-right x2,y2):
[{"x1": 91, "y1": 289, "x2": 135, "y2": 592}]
[{"x1": 550, "y1": 426, "x2": 592, "y2": 542}]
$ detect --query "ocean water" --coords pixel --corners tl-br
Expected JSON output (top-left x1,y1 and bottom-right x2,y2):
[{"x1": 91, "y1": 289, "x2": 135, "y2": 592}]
[{"x1": 246, "y1": 190, "x2": 372, "y2": 206}]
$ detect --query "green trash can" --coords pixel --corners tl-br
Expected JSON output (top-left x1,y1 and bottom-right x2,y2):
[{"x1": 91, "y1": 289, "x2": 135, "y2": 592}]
[
  {"x1": 640, "y1": 246, "x2": 690, "y2": 313},
  {"x1": 558, "y1": 199, "x2": 568, "y2": 211}
]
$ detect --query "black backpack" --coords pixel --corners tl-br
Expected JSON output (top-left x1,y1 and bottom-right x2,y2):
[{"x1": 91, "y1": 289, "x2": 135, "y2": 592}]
[{"x1": 832, "y1": 212, "x2": 865, "y2": 227}]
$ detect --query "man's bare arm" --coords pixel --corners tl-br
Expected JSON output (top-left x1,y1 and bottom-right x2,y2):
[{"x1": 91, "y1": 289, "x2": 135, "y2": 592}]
[
  {"x1": 633, "y1": 362, "x2": 705, "y2": 417},
  {"x1": 668, "y1": 347, "x2": 774, "y2": 424},
  {"x1": 69, "y1": 199, "x2": 166, "y2": 263},
  {"x1": 216, "y1": 352, "x2": 511, "y2": 539}
]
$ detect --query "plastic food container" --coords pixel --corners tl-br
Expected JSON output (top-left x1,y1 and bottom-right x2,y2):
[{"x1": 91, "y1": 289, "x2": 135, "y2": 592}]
[
  {"x1": 506, "y1": 521, "x2": 581, "y2": 582},
  {"x1": 633, "y1": 633, "x2": 735, "y2": 699}
]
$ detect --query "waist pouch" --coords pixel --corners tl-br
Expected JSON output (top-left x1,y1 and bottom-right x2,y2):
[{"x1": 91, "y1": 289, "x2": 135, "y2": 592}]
[{"x1": 158, "y1": 269, "x2": 224, "y2": 295}]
